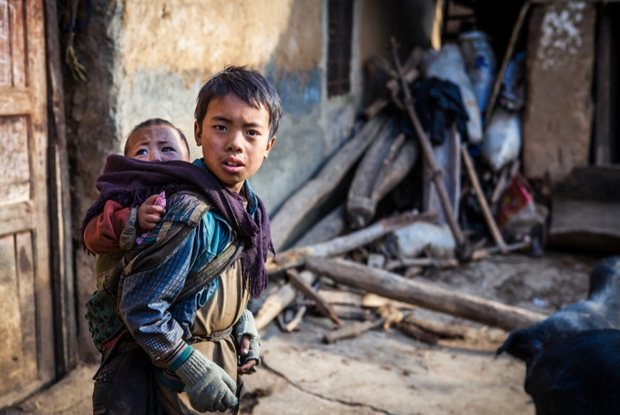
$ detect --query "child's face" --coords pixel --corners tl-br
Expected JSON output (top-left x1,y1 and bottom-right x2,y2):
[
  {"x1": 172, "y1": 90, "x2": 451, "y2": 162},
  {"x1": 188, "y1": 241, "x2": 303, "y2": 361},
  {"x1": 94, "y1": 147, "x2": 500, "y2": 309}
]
[
  {"x1": 126, "y1": 125, "x2": 190, "y2": 162},
  {"x1": 194, "y1": 94, "x2": 276, "y2": 193}
]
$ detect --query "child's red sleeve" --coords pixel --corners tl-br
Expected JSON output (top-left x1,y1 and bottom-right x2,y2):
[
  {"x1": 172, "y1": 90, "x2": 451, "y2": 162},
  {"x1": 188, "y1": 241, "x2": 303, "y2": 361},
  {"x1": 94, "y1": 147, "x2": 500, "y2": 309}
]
[{"x1": 83, "y1": 200, "x2": 131, "y2": 255}]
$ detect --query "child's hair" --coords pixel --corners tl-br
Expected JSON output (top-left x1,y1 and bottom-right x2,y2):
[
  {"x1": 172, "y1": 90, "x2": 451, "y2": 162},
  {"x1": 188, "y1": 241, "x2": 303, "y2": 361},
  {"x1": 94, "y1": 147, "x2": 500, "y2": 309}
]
[
  {"x1": 195, "y1": 66, "x2": 283, "y2": 139},
  {"x1": 124, "y1": 118, "x2": 190, "y2": 156}
]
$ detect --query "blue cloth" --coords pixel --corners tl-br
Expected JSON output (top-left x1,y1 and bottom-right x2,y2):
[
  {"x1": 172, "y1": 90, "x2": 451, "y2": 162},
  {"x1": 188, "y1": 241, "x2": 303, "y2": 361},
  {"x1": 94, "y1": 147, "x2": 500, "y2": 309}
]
[{"x1": 118, "y1": 173, "x2": 258, "y2": 366}]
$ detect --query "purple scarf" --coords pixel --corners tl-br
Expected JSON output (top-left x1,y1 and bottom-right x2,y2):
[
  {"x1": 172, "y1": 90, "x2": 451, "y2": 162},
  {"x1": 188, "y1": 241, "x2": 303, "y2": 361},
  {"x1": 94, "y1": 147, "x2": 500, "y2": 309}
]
[{"x1": 80, "y1": 154, "x2": 274, "y2": 299}]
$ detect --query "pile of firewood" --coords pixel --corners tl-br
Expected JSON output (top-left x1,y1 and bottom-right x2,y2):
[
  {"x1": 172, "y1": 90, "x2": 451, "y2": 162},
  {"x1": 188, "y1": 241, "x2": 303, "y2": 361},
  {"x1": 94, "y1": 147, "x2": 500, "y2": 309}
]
[{"x1": 255, "y1": 39, "x2": 544, "y2": 344}]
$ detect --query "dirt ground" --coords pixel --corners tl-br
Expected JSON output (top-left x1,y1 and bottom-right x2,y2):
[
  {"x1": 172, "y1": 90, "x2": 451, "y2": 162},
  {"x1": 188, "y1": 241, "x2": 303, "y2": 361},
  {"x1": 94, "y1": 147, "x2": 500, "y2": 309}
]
[{"x1": 14, "y1": 253, "x2": 596, "y2": 415}]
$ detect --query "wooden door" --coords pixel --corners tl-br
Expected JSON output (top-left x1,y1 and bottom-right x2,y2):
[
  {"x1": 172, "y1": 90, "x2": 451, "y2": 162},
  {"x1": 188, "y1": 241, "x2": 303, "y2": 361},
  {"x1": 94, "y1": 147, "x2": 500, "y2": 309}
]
[{"x1": 0, "y1": 0, "x2": 55, "y2": 406}]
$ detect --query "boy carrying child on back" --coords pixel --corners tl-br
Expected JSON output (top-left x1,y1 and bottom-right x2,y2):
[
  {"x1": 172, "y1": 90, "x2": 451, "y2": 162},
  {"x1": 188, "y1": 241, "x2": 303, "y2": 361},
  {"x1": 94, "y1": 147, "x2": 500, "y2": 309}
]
[{"x1": 83, "y1": 66, "x2": 281, "y2": 415}]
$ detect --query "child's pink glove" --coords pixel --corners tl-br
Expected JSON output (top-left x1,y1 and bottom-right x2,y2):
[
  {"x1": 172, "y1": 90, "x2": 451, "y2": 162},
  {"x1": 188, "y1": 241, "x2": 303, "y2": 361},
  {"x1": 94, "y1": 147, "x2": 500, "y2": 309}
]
[{"x1": 136, "y1": 191, "x2": 166, "y2": 244}]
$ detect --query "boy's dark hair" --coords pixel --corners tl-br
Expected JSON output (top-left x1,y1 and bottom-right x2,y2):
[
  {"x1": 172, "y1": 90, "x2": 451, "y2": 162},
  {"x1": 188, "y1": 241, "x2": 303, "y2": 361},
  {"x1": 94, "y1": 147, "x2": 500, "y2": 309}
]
[
  {"x1": 124, "y1": 118, "x2": 190, "y2": 156},
  {"x1": 195, "y1": 66, "x2": 283, "y2": 138}
]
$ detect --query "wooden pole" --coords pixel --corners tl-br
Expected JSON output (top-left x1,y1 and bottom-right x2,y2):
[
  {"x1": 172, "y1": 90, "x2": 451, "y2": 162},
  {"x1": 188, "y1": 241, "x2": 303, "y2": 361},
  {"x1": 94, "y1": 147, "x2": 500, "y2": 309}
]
[
  {"x1": 484, "y1": 1, "x2": 531, "y2": 122},
  {"x1": 323, "y1": 318, "x2": 386, "y2": 344},
  {"x1": 306, "y1": 258, "x2": 545, "y2": 332},
  {"x1": 267, "y1": 210, "x2": 437, "y2": 275},
  {"x1": 461, "y1": 144, "x2": 508, "y2": 253},
  {"x1": 286, "y1": 269, "x2": 342, "y2": 326},
  {"x1": 254, "y1": 271, "x2": 316, "y2": 330},
  {"x1": 270, "y1": 115, "x2": 391, "y2": 250},
  {"x1": 390, "y1": 38, "x2": 470, "y2": 259}
]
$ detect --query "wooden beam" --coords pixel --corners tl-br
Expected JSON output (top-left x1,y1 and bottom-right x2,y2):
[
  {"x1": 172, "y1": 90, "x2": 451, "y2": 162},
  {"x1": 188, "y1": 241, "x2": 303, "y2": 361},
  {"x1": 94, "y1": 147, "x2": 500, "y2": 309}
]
[
  {"x1": 0, "y1": 201, "x2": 36, "y2": 237},
  {"x1": 0, "y1": 89, "x2": 33, "y2": 115},
  {"x1": 270, "y1": 115, "x2": 392, "y2": 250},
  {"x1": 254, "y1": 271, "x2": 317, "y2": 330},
  {"x1": 267, "y1": 211, "x2": 437, "y2": 275},
  {"x1": 306, "y1": 258, "x2": 546, "y2": 332},
  {"x1": 286, "y1": 269, "x2": 342, "y2": 326}
]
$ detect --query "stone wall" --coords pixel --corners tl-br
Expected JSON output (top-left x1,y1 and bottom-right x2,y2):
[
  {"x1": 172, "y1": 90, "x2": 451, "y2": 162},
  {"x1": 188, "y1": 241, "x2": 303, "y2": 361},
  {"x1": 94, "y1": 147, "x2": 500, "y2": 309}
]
[{"x1": 523, "y1": 2, "x2": 596, "y2": 183}]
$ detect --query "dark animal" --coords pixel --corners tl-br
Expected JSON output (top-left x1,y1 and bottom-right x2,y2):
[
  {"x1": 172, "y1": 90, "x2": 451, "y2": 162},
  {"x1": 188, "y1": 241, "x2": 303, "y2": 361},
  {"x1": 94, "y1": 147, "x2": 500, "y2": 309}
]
[
  {"x1": 497, "y1": 256, "x2": 620, "y2": 363},
  {"x1": 525, "y1": 329, "x2": 620, "y2": 415}
]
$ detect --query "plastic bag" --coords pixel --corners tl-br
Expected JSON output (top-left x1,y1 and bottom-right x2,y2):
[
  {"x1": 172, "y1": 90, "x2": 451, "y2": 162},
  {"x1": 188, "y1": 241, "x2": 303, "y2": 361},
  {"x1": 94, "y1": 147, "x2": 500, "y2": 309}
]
[
  {"x1": 384, "y1": 222, "x2": 455, "y2": 259},
  {"x1": 424, "y1": 44, "x2": 483, "y2": 143},
  {"x1": 482, "y1": 107, "x2": 521, "y2": 172},
  {"x1": 499, "y1": 51, "x2": 526, "y2": 111},
  {"x1": 497, "y1": 179, "x2": 547, "y2": 238},
  {"x1": 459, "y1": 31, "x2": 496, "y2": 114}
]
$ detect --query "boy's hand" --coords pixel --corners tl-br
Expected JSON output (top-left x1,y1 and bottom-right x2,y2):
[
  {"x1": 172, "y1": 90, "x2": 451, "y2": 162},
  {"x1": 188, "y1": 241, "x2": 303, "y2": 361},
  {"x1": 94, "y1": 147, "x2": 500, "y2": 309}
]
[
  {"x1": 138, "y1": 194, "x2": 165, "y2": 233},
  {"x1": 238, "y1": 335, "x2": 258, "y2": 375},
  {"x1": 234, "y1": 309, "x2": 261, "y2": 375},
  {"x1": 174, "y1": 349, "x2": 238, "y2": 412}
]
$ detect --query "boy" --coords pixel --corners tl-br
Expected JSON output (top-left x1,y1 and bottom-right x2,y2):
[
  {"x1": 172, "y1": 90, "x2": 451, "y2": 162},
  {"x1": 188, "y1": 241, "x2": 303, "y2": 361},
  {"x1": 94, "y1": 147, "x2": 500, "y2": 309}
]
[{"x1": 87, "y1": 66, "x2": 281, "y2": 415}]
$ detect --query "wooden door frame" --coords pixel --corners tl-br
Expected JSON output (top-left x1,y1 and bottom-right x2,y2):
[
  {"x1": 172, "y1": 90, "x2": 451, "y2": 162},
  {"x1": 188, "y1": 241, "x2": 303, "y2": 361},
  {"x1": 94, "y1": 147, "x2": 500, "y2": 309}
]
[{"x1": 44, "y1": 0, "x2": 78, "y2": 378}]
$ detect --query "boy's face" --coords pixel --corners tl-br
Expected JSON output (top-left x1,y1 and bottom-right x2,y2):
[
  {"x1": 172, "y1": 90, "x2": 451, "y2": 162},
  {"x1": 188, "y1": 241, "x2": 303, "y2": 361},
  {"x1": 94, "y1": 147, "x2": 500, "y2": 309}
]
[
  {"x1": 194, "y1": 94, "x2": 276, "y2": 193},
  {"x1": 125, "y1": 125, "x2": 190, "y2": 162}
]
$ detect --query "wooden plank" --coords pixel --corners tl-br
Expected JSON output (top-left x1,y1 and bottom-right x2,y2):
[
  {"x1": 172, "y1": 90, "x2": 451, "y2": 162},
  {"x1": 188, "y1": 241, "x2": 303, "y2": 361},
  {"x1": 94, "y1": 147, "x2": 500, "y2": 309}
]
[
  {"x1": 0, "y1": 201, "x2": 35, "y2": 236},
  {"x1": 9, "y1": 0, "x2": 26, "y2": 87},
  {"x1": 0, "y1": 235, "x2": 27, "y2": 395},
  {"x1": 0, "y1": 89, "x2": 33, "y2": 115},
  {"x1": 0, "y1": 1, "x2": 10, "y2": 86},
  {"x1": 15, "y1": 232, "x2": 37, "y2": 384},
  {"x1": 0, "y1": 115, "x2": 30, "y2": 205}
]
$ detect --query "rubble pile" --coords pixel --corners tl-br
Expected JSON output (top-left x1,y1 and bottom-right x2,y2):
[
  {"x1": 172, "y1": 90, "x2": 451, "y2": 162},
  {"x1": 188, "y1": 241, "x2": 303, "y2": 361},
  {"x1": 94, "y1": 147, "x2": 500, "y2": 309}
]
[{"x1": 255, "y1": 24, "x2": 551, "y2": 344}]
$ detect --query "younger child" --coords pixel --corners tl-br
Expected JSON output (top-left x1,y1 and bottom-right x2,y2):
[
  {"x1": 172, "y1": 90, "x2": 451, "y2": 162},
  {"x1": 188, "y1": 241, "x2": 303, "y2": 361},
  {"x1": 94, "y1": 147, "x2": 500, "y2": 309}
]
[
  {"x1": 82, "y1": 118, "x2": 190, "y2": 256},
  {"x1": 86, "y1": 66, "x2": 281, "y2": 415}
]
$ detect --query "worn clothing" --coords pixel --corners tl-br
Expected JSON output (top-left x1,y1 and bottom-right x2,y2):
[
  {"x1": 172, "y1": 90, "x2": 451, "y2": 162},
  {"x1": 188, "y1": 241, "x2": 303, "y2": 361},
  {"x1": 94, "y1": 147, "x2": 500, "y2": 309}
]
[
  {"x1": 83, "y1": 200, "x2": 132, "y2": 255},
  {"x1": 412, "y1": 77, "x2": 470, "y2": 145},
  {"x1": 86, "y1": 157, "x2": 271, "y2": 414},
  {"x1": 81, "y1": 155, "x2": 274, "y2": 299},
  {"x1": 91, "y1": 189, "x2": 252, "y2": 414}
]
